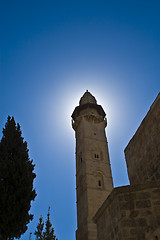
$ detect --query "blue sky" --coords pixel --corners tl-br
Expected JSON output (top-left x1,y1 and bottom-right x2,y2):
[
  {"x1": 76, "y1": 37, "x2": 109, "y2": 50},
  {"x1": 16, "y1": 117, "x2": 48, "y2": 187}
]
[{"x1": 0, "y1": 1, "x2": 160, "y2": 239}]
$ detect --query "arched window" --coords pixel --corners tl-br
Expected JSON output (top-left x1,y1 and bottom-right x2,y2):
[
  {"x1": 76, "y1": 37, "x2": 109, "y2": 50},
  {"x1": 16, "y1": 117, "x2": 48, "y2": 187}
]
[
  {"x1": 94, "y1": 153, "x2": 99, "y2": 159},
  {"x1": 92, "y1": 147, "x2": 103, "y2": 161}
]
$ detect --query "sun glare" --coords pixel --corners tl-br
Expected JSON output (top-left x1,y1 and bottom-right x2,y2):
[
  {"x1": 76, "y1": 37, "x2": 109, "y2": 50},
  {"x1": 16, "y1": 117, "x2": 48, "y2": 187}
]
[{"x1": 42, "y1": 73, "x2": 128, "y2": 145}]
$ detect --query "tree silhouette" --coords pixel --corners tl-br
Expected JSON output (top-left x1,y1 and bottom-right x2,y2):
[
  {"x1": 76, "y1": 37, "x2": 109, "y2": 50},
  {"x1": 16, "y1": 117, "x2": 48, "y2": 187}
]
[
  {"x1": 0, "y1": 116, "x2": 36, "y2": 240},
  {"x1": 43, "y1": 207, "x2": 57, "y2": 240},
  {"x1": 34, "y1": 208, "x2": 58, "y2": 240},
  {"x1": 34, "y1": 216, "x2": 44, "y2": 240}
]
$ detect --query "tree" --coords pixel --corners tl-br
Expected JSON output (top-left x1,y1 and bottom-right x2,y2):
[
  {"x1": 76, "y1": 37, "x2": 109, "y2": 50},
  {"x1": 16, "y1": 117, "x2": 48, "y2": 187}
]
[
  {"x1": 29, "y1": 233, "x2": 33, "y2": 240},
  {"x1": 34, "y1": 216, "x2": 44, "y2": 240},
  {"x1": 43, "y1": 207, "x2": 57, "y2": 240},
  {"x1": 34, "y1": 208, "x2": 58, "y2": 240},
  {"x1": 0, "y1": 116, "x2": 36, "y2": 240}
]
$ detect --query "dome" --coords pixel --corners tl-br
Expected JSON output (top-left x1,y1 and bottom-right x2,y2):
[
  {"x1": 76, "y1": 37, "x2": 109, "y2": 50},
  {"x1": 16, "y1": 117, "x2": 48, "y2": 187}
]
[{"x1": 79, "y1": 90, "x2": 97, "y2": 105}]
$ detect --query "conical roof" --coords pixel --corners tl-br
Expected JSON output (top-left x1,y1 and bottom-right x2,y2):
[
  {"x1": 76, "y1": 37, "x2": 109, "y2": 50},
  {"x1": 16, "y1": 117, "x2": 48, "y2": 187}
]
[
  {"x1": 71, "y1": 90, "x2": 106, "y2": 121},
  {"x1": 79, "y1": 90, "x2": 97, "y2": 105}
]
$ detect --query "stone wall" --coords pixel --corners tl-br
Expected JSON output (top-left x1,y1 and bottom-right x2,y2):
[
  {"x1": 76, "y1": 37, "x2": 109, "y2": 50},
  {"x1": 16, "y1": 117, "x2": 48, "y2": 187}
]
[
  {"x1": 125, "y1": 93, "x2": 160, "y2": 185},
  {"x1": 93, "y1": 181, "x2": 160, "y2": 240}
]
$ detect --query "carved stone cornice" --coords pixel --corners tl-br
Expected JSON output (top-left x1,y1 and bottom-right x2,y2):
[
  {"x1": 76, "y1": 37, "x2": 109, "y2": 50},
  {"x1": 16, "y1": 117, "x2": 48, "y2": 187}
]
[
  {"x1": 84, "y1": 114, "x2": 103, "y2": 123},
  {"x1": 72, "y1": 115, "x2": 107, "y2": 130},
  {"x1": 71, "y1": 103, "x2": 106, "y2": 121}
]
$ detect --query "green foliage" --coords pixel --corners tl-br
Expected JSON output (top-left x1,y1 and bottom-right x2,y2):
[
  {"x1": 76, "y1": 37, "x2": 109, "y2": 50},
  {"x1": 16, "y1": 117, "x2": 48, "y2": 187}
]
[
  {"x1": 34, "y1": 208, "x2": 58, "y2": 240},
  {"x1": 0, "y1": 116, "x2": 36, "y2": 240},
  {"x1": 43, "y1": 207, "x2": 57, "y2": 240},
  {"x1": 34, "y1": 216, "x2": 44, "y2": 240}
]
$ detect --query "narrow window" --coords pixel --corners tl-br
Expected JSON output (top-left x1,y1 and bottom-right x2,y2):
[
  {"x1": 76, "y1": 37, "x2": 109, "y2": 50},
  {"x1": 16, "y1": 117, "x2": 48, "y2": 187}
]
[
  {"x1": 95, "y1": 154, "x2": 96, "y2": 158},
  {"x1": 98, "y1": 180, "x2": 101, "y2": 187},
  {"x1": 79, "y1": 152, "x2": 82, "y2": 165},
  {"x1": 97, "y1": 154, "x2": 99, "y2": 158},
  {"x1": 155, "y1": 236, "x2": 158, "y2": 240}
]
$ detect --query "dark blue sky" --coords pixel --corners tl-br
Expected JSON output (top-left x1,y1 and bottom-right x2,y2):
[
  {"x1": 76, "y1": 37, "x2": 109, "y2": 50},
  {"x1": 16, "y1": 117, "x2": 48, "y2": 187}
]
[{"x1": 1, "y1": 1, "x2": 160, "y2": 239}]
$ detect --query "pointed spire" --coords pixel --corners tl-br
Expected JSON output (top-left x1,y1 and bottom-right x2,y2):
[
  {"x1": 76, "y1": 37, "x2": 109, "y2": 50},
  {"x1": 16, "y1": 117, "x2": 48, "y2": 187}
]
[{"x1": 79, "y1": 90, "x2": 97, "y2": 105}]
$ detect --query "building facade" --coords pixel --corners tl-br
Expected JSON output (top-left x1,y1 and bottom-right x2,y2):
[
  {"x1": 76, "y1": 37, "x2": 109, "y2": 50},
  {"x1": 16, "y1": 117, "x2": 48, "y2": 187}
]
[
  {"x1": 72, "y1": 91, "x2": 160, "y2": 240},
  {"x1": 93, "y1": 92, "x2": 160, "y2": 240}
]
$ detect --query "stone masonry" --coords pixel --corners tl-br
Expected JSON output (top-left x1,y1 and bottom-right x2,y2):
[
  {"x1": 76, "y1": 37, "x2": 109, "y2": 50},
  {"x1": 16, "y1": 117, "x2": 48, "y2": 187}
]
[
  {"x1": 72, "y1": 91, "x2": 113, "y2": 240},
  {"x1": 93, "y1": 92, "x2": 160, "y2": 240},
  {"x1": 125, "y1": 93, "x2": 160, "y2": 184},
  {"x1": 93, "y1": 181, "x2": 160, "y2": 240}
]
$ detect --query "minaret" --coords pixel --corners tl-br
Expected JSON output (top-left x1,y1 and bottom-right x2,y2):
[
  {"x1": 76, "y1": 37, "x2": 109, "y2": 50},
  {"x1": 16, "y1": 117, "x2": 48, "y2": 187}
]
[{"x1": 71, "y1": 91, "x2": 113, "y2": 240}]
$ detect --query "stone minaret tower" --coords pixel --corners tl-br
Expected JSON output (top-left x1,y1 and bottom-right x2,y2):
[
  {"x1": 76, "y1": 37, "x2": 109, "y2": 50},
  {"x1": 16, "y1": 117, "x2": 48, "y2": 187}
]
[{"x1": 71, "y1": 91, "x2": 113, "y2": 240}]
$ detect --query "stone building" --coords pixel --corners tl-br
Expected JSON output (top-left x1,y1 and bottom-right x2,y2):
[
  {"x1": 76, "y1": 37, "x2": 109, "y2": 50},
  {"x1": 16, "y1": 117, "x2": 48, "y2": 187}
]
[
  {"x1": 72, "y1": 91, "x2": 160, "y2": 240},
  {"x1": 72, "y1": 90, "x2": 113, "y2": 240}
]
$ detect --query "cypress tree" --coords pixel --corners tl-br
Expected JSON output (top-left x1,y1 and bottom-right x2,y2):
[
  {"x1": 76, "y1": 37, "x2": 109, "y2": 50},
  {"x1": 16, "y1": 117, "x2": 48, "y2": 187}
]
[
  {"x1": 43, "y1": 207, "x2": 57, "y2": 240},
  {"x1": 34, "y1": 216, "x2": 44, "y2": 240},
  {"x1": 29, "y1": 233, "x2": 32, "y2": 240},
  {"x1": 0, "y1": 116, "x2": 36, "y2": 240}
]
